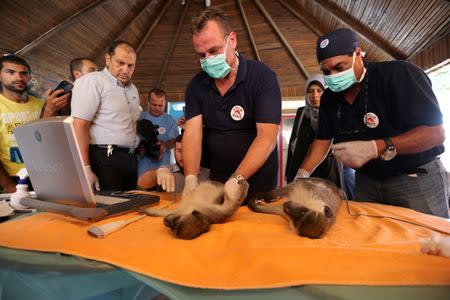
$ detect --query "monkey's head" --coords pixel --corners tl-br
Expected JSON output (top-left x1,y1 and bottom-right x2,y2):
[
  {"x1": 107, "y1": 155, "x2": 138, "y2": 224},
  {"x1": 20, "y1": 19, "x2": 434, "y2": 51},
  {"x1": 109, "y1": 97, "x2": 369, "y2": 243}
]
[
  {"x1": 164, "y1": 210, "x2": 211, "y2": 240},
  {"x1": 283, "y1": 201, "x2": 334, "y2": 239}
]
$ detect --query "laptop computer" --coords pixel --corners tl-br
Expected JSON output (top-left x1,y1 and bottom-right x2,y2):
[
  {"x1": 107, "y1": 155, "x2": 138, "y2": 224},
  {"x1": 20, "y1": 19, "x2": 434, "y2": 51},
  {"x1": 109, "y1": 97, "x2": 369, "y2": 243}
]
[{"x1": 13, "y1": 116, "x2": 160, "y2": 222}]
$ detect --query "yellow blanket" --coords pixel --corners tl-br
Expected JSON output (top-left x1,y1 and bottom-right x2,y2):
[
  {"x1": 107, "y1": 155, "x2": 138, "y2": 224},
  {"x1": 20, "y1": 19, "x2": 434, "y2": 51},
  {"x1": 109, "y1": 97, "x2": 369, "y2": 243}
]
[{"x1": 0, "y1": 196, "x2": 449, "y2": 289}]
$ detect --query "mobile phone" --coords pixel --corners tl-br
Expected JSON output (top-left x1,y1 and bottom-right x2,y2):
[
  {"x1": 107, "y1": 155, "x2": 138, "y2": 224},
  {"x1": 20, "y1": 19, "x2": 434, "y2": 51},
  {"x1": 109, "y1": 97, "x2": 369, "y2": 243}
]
[{"x1": 52, "y1": 80, "x2": 73, "y2": 95}]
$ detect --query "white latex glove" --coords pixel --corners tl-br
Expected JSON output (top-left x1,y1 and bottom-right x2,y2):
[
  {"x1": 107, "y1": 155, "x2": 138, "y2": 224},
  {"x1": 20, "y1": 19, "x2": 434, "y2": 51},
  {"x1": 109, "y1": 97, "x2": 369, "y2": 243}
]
[
  {"x1": 157, "y1": 167, "x2": 175, "y2": 192},
  {"x1": 332, "y1": 140, "x2": 378, "y2": 168},
  {"x1": 182, "y1": 174, "x2": 198, "y2": 197},
  {"x1": 85, "y1": 165, "x2": 100, "y2": 191},
  {"x1": 294, "y1": 168, "x2": 310, "y2": 181},
  {"x1": 224, "y1": 177, "x2": 246, "y2": 202}
]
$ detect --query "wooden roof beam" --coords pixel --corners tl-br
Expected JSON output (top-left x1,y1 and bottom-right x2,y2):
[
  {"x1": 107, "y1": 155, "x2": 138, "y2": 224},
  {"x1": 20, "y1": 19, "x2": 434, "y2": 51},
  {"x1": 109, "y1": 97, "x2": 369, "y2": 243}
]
[
  {"x1": 253, "y1": 0, "x2": 309, "y2": 79},
  {"x1": 15, "y1": 0, "x2": 106, "y2": 56},
  {"x1": 93, "y1": 0, "x2": 155, "y2": 61},
  {"x1": 137, "y1": 0, "x2": 174, "y2": 55},
  {"x1": 277, "y1": 0, "x2": 323, "y2": 37},
  {"x1": 237, "y1": 0, "x2": 261, "y2": 61},
  {"x1": 312, "y1": 0, "x2": 406, "y2": 60},
  {"x1": 157, "y1": 0, "x2": 190, "y2": 87},
  {"x1": 407, "y1": 21, "x2": 450, "y2": 60}
]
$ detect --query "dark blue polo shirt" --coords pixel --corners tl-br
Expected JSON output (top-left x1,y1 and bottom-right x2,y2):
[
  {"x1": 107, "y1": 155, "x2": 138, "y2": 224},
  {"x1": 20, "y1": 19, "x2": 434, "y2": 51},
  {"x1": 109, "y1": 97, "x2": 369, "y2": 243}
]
[
  {"x1": 317, "y1": 60, "x2": 444, "y2": 179},
  {"x1": 185, "y1": 53, "x2": 281, "y2": 195}
]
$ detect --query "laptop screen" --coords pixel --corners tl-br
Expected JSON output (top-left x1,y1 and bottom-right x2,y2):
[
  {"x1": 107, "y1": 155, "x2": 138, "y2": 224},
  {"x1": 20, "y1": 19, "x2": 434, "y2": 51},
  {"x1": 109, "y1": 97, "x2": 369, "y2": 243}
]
[{"x1": 13, "y1": 116, "x2": 97, "y2": 207}]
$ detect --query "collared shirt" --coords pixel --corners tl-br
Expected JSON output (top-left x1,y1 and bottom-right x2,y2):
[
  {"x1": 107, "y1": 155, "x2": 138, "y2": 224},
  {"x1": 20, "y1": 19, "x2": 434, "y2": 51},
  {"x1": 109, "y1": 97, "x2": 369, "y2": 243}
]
[
  {"x1": 184, "y1": 53, "x2": 281, "y2": 194},
  {"x1": 71, "y1": 67, "x2": 141, "y2": 148},
  {"x1": 317, "y1": 61, "x2": 444, "y2": 179}
]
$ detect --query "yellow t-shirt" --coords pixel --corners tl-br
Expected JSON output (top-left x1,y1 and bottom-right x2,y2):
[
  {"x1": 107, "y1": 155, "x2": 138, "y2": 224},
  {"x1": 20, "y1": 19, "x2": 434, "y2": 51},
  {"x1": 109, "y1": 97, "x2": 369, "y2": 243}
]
[{"x1": 0, "y1": 93, "x2": 44, "y2": 176}]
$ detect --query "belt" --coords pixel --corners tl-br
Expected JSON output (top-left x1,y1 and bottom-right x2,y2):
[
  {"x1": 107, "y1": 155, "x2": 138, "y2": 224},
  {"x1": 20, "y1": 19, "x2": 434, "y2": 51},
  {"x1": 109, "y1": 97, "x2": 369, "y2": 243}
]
[{"x1": 91, "y1": 144, "x2": 135, "y2": 155}]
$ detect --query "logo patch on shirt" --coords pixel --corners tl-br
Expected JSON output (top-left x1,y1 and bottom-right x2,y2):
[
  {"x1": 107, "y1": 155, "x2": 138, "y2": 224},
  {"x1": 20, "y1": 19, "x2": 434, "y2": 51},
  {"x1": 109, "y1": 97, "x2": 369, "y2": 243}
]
[
  {"x1": 158, "y1": 127, "x2": 166, "y2": 135},
  {"x1": 320, "y1": 39, "x2": 329, "y2": 49},
  {"x1": 230, "y1": 105, "x2": 245, "y2": 121},
  {"x1": 363, "y1": 112, "x2": 379, "y2": 128}
]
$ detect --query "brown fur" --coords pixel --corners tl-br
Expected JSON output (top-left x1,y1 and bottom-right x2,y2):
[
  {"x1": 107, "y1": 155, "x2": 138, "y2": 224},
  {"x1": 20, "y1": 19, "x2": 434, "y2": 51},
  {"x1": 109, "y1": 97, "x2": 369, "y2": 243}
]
[
  {"x1": 142, "y1": 180, "x2": 248, "y2": 240},
  {"x1": 249, "y1": 178, "x2": 342, "y2": 238}
]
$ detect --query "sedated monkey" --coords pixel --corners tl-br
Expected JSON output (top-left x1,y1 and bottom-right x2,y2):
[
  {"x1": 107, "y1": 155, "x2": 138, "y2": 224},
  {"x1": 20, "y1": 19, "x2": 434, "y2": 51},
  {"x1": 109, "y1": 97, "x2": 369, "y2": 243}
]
[
  {"x1": 249, "y1": 177, "x2": 342, "y2": 238},
  {"x1": 142, "y1": 180, "x2": 248, "y2": 240}
]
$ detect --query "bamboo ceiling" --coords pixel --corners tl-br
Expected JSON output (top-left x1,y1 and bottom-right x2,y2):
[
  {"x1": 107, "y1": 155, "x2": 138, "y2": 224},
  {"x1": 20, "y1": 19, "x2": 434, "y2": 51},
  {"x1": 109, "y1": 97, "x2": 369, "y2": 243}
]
[{"x1": 0, "y1": 0, "x2": 448, "y2": 103}]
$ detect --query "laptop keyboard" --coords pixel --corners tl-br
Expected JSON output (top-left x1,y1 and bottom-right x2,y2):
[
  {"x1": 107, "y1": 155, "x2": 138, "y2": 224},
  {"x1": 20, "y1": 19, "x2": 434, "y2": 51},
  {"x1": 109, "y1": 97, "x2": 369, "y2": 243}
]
[
  {"x1": 93, "y1": 192, "x2": 160, "y2": 215},
  {"x1": 94, "y1": 191, "x2": 159, "y2": 206},
  {"x1": 94, "y1": 195, "x2": 129, "y2": 205}
]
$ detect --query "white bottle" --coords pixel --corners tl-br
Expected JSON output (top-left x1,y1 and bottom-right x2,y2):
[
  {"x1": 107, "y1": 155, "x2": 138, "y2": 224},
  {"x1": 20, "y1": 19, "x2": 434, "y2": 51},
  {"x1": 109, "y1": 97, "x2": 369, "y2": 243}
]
[{"x1": 10, "y1": 179, "x2": 31, "y2": 210}]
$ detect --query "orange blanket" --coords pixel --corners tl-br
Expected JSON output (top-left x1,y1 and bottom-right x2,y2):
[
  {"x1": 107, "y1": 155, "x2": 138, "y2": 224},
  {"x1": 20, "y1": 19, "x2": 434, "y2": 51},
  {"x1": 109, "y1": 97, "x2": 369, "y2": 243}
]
[{"x1": 0, "y1": 196, "x2": 449, "y2": 289}]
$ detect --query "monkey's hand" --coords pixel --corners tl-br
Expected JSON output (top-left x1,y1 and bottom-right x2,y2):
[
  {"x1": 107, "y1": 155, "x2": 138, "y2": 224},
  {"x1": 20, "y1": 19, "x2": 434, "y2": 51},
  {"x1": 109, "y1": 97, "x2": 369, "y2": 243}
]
[{"x1": 182, "y1": 174, "x2": 198, "y2": 197}]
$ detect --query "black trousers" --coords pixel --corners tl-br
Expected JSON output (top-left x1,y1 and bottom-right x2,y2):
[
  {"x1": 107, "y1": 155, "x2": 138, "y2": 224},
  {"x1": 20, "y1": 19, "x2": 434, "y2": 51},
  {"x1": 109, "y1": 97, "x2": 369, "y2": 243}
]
[{"x1": 89, "y1": 145, "x2": 138, "y2": 191}]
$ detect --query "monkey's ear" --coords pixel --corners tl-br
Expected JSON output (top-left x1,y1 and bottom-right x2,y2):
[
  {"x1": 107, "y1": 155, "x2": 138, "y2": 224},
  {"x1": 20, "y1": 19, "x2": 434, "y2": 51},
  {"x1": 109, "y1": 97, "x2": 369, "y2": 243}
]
[{"x1": 324, "y1": 205, "x2": 333, "y2": 218}]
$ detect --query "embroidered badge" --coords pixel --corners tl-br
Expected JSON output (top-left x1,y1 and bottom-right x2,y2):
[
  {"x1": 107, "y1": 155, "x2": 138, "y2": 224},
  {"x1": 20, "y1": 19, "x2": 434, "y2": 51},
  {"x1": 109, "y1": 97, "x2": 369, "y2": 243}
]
[
  {"x1": 158, "y1": 127, "x2": 166, "y2": 135},
  {"x1": 320, "y1": 39, "x2": 329, "y2": 49},
  {"x1": 230, "y1": 105, "x2": 245, "y2": 121},
  {"x1": 363, "y1": 112, "x2": 379, "y2": 128}
]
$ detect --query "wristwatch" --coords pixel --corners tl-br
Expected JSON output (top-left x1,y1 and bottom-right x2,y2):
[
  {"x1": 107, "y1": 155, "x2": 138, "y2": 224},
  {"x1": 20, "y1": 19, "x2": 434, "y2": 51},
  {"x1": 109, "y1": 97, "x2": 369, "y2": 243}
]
[
  {"x1": 231, "y1": 173, "x2": 246, "y2": 185},
  {"x1": 380, "y1": 137, "x2": 397, "y2": 161}
]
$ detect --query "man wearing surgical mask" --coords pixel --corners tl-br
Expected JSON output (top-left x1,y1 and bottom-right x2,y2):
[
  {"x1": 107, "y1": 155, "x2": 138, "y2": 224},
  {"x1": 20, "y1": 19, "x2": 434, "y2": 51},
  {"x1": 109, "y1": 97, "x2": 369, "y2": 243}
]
[
  {"x1": 181, "y1": 8, "x2": 281, "y2": 203},
  {"x1": 297, "y1": 28, "x2": 448, "y2": 218}
]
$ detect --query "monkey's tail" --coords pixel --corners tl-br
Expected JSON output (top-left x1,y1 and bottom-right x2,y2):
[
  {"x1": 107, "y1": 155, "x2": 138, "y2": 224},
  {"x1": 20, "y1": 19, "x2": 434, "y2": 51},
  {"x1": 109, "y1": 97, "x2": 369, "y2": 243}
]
[
  {"x1": 138, "y1": 207, "x2": 172, "y2": 217},
  {"x1": 248, "y1": 193, "x2": 284, "y2": 216}
]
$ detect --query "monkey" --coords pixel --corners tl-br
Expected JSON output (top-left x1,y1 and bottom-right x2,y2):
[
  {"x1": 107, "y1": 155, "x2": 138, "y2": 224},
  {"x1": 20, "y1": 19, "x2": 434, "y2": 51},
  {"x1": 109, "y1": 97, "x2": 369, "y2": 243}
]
[
  {"x1": 141, "y1": 180, "x2": 249, "y2": 240},
  {"x1": 248, "y1": 177, "x2": 342, "y2": 238}
]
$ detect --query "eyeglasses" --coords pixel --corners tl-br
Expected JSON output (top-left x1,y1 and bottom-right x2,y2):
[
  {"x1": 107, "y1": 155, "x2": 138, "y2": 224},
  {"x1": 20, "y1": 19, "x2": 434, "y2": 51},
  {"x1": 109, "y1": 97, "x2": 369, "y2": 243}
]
[{"x1": 199, "y1": 34, "x2": 231, "y2": 63}]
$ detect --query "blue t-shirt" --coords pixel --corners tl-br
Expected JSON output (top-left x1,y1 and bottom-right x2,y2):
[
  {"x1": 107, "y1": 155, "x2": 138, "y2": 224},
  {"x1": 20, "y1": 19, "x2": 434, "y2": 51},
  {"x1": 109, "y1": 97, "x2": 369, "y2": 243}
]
[
  {"x1": 317, "y1": 60, "x2": 444, "y2": 179},
  {"x1": 184, "y1": 53, "x2": 281, "y2": 195},
  {"x1": 138, "y1": 112, "x2": 179, "y2": 176}
]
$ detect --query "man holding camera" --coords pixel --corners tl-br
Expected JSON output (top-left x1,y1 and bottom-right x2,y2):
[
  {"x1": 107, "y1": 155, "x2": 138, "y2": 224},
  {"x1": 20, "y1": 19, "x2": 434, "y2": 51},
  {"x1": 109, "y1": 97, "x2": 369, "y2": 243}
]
[
  {"x1": 71, "y1": 40, "x2": 141, "y2": 191},
  {"x1": 138, "y1": 88, "x2": 178, "y2": 177},
  {"x1": 0, "y1": 54, "x2": 69, "y2": 192}
]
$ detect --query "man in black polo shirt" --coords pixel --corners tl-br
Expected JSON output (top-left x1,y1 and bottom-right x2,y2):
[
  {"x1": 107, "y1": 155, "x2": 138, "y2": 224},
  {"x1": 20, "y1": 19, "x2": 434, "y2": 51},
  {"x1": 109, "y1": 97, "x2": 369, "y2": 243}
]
[
  {"x1": 182, "y1": 8, "x2": 281, "y2": 202},
  {"x1": 298, "y1": 28, "x2": 448, "y2": 218}
]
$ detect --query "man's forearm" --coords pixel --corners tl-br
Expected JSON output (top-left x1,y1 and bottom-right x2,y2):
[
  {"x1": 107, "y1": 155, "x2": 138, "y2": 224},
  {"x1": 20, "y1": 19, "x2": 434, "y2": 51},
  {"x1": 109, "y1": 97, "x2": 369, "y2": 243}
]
[
  {"x1": 301, "y1": 139, "x2": 332, "y2": 174},
  {"x1": 73, "y1": 118, "x2": 91, "y2": 166},
  {"x1": 137, "y1": 169, "x2": 158, "y2": 189},
  {"x1": 182, "y1": 135, "x2": 201, "y2": 176},
  {"x1": 235, "y1": 123, "x2": 279, "y2": 179},
  {"x1": 375, "y1": 125, "x2": 445, "y2": 157},
  {"x1": 182, "y1": 116, "x2": 203, "y2": 177}
]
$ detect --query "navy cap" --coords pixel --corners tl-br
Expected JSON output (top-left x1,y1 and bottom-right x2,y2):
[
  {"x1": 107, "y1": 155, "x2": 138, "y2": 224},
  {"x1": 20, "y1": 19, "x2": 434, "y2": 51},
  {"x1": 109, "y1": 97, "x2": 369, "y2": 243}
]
[{"x1": 316, "y1": 28, "x2": 359, "y2": 62}]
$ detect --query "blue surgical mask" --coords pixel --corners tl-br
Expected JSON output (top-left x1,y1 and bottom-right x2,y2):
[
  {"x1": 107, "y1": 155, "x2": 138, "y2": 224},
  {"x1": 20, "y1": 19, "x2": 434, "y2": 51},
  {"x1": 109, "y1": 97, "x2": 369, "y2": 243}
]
[
  {"x1": 200, "y1": 35, "x2": 231, "y2": 79},
  {"x1": 324, "y1": 52, "x2": 366, "y2": 93}
]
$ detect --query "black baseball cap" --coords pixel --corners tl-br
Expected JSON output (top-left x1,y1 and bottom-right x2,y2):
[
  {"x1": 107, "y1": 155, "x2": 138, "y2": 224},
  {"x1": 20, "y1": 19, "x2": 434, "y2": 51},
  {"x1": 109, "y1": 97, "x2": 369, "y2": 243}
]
[{"x1": 316, "y1": 28, "x2": 359, "y2": 62}]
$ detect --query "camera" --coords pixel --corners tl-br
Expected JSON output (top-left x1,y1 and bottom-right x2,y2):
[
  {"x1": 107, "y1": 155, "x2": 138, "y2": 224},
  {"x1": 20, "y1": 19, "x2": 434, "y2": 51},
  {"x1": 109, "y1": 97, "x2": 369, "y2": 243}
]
[{"x1": 136, "y1": 119, "x2": 160, "y2": 160}]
